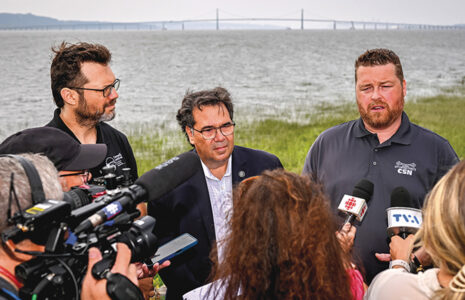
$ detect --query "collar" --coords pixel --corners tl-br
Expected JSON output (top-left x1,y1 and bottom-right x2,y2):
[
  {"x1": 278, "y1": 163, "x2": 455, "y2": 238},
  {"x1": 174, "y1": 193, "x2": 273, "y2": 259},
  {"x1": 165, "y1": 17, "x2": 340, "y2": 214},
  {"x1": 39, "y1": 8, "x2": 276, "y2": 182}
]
[
  {"x1": 51, "y1": 108, "x2": 103, "y2": 143},
  {"x1": 200, "y1": 155, "x2": 232, "y2": 181},
  {"x1": 354, "y1": 111, "x2": 412, "y2": 145}
]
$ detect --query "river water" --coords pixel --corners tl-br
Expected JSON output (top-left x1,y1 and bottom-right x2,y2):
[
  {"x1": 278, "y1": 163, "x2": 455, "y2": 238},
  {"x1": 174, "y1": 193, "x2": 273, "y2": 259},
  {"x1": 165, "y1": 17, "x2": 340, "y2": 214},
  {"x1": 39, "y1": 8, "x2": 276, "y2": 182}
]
[{"x1": 0, "y1": 29, "x2": 464, "y2": 140}]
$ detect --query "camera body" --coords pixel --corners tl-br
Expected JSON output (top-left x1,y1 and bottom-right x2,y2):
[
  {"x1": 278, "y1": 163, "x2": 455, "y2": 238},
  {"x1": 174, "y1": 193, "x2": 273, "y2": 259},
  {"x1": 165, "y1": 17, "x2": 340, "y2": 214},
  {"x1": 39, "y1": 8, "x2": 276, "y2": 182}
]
[{"x1": 4, "y1": 167, "x2": 158, "y2": 300}]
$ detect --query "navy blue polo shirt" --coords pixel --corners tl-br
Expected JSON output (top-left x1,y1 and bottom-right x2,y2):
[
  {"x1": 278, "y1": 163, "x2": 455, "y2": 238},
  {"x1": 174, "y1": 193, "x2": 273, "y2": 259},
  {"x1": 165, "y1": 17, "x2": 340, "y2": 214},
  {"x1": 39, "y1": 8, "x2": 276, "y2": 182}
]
[{"x1": 303, "y1": 112, "x2": 458, "y2": 283}]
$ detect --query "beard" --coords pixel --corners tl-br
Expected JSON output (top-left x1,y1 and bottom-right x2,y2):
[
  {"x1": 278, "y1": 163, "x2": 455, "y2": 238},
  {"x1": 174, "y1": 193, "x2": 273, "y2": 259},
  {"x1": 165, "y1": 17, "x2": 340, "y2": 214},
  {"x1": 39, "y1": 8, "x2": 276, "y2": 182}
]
[
  {"x1": 76, "y1": 95, "x2": 116, "y2": 126},
  {"x1": 358, "y1": 98, "x2": 404, "y2": 129}
]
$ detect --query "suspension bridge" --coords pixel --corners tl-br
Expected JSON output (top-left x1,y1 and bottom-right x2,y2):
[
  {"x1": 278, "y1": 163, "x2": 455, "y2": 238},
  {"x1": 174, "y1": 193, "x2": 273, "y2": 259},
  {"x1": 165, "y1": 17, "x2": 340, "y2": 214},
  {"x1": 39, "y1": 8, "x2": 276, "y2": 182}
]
[{"x1": 1, "y1": 9, "x2": 463, "y2": 31}]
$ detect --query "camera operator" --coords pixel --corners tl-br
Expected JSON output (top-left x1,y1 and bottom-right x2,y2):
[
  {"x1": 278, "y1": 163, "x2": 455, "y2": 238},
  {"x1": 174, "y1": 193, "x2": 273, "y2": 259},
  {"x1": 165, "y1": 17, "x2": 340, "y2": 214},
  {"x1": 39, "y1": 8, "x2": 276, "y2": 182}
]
[
  {"x1": 0, "y1": 127, "x2": 107, "y2": 192},
  {"x1": 0, "y1": 154, "x2": 63, "y2": 299}
]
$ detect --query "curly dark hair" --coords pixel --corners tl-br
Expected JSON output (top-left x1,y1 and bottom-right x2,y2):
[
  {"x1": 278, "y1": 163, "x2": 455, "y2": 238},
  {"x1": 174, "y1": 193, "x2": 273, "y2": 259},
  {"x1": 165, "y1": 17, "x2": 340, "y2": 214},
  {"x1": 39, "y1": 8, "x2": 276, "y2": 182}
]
[
  {"x1": 50, "y1": 42, "x2": 111, "y2": 108},
  {"x1": 210, "y1": 169, "x2": 353, "y2": 300},
  {"x1": 355, "y1": 48, "x2": 404, "y2": 83},
  {"x1": 176, "y1": 87, "x2": 234, "y2": 145}
]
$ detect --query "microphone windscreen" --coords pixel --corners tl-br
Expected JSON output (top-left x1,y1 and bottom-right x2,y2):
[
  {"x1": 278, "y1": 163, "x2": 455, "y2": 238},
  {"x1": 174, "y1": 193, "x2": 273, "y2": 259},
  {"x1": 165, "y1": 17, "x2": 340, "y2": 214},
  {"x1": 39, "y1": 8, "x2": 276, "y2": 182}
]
[
  {"x1": 390, "y1": 186, "x2": 415, "y2": 208},
  {"x1": 135, "y1": 151, "x2": 201, "y2": 201},
  {"x1": 352, "y1": 179, "x2": 374, "y2": 202}
]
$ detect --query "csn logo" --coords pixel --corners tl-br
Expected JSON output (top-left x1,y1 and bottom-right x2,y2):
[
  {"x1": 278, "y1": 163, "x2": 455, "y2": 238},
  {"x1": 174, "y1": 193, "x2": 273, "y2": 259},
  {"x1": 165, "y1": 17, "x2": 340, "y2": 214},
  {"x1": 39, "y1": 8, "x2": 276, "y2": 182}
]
[{"x1": 395, "y1": 161, "x2": 416, "y2": 176}]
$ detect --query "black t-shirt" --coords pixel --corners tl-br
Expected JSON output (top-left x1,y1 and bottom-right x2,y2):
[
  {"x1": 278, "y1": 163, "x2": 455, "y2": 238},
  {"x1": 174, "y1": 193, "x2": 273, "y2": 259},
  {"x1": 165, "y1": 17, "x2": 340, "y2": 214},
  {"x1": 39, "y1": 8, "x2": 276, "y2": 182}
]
[
  {"x1": 0, "y1": 277, "x2": 18, "y2": 300},
  {"x1": 46, "y1": 109, "x2": 139, "y2": 183}
]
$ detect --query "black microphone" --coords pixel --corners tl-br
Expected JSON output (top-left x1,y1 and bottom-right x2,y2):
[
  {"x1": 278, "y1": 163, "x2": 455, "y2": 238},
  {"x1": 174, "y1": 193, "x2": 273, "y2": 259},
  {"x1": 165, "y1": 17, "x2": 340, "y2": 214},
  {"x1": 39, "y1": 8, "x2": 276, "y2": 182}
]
[
  {"x1": 74, "y1": 151, "x2": 201, "y2": 234},
  {"x1": 337, "y1": 179, "x2": 374, "y2": 226},
  {"x1": 387, "y1": 186, "x2": 422, "y2": 239}
]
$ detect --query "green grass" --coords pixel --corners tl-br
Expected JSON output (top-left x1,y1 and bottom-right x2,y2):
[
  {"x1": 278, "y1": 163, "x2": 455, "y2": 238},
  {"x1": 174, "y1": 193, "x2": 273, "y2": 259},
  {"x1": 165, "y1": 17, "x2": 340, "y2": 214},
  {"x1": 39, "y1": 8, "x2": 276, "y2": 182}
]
[{"x1": 129, "y1": 92, "x2": 465, "y2": 175}]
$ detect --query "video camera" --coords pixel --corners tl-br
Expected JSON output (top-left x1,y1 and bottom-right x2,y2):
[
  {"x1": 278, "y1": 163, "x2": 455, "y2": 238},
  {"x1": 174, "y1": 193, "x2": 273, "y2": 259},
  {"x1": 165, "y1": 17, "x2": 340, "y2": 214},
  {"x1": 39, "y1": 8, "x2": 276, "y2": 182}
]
[
  {"x1": 2, "y1": 151, "x2": 201, "y2": 299},
  {"x1": 2, "y1": 166, "x2": 157, "y2": 300},
  {"x1": 92, "y1": 165, "x2": 134, "y2": 190}
]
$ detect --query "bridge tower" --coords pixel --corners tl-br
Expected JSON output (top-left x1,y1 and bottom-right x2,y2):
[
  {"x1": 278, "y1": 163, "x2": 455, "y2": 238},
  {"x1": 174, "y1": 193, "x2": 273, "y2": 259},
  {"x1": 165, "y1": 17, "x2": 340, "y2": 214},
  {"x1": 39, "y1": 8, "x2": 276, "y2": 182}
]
[{"x1": 301, "y1": 9, "x2": 304, "y2": 30}]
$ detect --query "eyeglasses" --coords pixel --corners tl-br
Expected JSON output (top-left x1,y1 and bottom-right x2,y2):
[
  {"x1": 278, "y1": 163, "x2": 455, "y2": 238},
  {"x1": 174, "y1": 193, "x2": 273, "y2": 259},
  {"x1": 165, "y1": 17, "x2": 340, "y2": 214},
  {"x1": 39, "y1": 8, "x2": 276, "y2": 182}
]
[
  {"x1": 69, "y1": 79, "x2": 120, "y2": 98},
  {"x1": 59, "y1": 170, "x2": 90, "y2": 184},
  {"x1": 191, "y1": 122, "x2": 235, "y2": 140}
]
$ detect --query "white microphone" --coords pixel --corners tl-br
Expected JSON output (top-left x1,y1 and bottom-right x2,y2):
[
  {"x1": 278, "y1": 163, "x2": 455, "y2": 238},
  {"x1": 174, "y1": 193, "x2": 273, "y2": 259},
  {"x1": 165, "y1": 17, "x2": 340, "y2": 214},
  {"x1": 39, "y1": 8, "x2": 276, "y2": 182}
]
[
  {"x1": 337, "y1": 179, "x2": 374, "y2": 225},
  {"x1": 387, "y1": 187, "x2": 422, "y2": 238}
]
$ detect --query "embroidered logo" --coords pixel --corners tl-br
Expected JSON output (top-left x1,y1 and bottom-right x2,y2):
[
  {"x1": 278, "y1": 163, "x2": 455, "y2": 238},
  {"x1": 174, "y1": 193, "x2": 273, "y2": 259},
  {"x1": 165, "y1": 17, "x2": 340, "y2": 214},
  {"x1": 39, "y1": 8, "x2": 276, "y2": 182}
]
[
  {"x1": 105, "y1": 153, "x2": 125, "y2": 168},
  {"x1": 395, "y1": 161, "x2": 416, "y2": 176}
]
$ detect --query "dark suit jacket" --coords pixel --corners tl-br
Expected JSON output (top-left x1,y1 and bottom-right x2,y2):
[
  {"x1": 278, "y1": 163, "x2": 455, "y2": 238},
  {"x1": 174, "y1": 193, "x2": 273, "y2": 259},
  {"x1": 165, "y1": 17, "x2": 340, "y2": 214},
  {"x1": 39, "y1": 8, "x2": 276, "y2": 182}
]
[{"x1": 147, "y1": 146, "x2": 282, "y2": 299}]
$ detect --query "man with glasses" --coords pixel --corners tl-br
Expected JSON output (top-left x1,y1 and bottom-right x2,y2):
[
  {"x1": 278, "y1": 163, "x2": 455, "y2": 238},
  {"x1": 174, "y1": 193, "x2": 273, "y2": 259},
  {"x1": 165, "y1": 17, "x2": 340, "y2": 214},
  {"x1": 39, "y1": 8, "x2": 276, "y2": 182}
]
[
  {"x1": 148, "y1": 87, "x2": 283, "y2": 300},
  {"x1": 0, "y1": 127, "x2": 107, "y2": 192},
  {"x1": 46, "y1": 42, "x2": 138, "y2": 184}
]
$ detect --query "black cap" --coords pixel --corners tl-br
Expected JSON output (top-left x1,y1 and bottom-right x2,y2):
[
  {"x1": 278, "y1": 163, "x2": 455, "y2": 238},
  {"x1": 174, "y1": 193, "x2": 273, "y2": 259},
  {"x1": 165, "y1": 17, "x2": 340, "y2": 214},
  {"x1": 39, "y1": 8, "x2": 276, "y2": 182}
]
[{"x1": 0, "y1": 127, "x2": 107, "y2": 171}]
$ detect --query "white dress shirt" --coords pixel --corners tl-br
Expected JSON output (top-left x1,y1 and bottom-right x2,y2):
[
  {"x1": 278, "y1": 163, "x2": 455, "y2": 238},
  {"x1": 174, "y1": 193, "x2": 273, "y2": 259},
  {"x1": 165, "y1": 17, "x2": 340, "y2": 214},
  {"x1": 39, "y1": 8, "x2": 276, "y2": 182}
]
[{"x1": 200, "y1": 156, "x2": 233, "y2": 263}]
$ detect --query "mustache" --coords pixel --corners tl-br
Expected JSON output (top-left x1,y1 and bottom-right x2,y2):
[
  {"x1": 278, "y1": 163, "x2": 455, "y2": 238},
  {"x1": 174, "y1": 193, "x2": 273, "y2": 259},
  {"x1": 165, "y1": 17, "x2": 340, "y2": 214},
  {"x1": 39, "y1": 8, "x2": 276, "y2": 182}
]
[
  {"x1": 368, "y1": 101, "x2": 389, "y2": 110},
  {"x1": 105, "y1": 99, "x2": 117, "y2": 107}
]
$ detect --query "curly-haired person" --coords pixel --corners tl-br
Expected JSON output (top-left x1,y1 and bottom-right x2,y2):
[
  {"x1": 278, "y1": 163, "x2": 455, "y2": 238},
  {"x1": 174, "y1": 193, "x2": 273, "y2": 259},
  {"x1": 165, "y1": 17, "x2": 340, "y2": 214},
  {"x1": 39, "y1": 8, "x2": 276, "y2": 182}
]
[{"x1": 185, "y1": 169, "x2": 364, "y2": 300}]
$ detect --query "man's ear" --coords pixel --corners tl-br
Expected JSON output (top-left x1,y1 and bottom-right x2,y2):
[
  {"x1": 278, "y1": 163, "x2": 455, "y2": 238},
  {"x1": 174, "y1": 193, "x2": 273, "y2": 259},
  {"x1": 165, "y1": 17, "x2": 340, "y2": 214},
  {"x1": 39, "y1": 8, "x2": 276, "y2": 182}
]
[
  {"x1": 60, "y1": 88, "x2": 78, "y2": 106},
  {"x1": 402, "y1": 79, "x2": 407, "y2": 98},
  {"x1": 186, "y1": 126, "x2": 195, "y2": 145}
]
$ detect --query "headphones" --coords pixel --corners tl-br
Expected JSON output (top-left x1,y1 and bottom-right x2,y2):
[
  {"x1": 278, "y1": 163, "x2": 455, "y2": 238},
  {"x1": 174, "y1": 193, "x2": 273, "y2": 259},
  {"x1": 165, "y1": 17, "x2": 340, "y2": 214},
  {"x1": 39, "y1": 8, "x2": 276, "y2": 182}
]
[
  {"x1": 1, "y1": 154, "x2": 47, "y2": 244},
  {"x1": 0, "y1": 154, "x2": 46, "y2": 205}
]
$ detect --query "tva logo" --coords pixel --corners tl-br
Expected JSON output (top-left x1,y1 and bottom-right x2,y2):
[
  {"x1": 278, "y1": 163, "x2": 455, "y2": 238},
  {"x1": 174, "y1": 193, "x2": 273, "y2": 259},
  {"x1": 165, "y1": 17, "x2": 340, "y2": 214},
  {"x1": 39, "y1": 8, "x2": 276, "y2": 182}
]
[{"x1": 392, "y1": 213, "x2": 420, "y2": 225}]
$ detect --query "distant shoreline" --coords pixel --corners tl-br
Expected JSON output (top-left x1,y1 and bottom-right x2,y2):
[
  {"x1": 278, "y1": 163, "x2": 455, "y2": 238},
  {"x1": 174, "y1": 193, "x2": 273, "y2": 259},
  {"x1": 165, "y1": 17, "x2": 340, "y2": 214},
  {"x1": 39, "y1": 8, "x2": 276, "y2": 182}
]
[{"x1": 1, "y1": 12, "x2": 464, "y2": 31}]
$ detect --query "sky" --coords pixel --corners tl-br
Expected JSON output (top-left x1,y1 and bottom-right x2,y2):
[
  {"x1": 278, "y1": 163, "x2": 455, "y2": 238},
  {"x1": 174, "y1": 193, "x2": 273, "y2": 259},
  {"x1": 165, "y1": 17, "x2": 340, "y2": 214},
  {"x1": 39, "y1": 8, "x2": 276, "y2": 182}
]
[{"x1": 1, "y1": 0, "x2": 465, "y2": 25}]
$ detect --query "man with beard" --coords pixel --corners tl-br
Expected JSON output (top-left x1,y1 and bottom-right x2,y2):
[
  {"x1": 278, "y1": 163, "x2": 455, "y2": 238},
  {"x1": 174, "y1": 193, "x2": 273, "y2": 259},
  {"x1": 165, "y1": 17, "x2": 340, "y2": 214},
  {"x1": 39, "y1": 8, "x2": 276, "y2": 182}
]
[
  {"x1": 46, "y1": 42, "x2": 138, "y2": 183},
  {"x1": 302, "y1": 48, "x2": 458, "y2": 283}
]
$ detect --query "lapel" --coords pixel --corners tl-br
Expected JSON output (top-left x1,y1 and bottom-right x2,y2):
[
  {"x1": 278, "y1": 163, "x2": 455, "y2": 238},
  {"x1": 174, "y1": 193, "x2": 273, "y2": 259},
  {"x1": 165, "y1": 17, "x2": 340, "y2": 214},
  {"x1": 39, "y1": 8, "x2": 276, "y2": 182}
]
[
  {"x1": 232, "y1": 146, "x2": 248, "y2": 185},
  {"x1": 191, "y1": 165, "x2": 217, "y2": 243}
]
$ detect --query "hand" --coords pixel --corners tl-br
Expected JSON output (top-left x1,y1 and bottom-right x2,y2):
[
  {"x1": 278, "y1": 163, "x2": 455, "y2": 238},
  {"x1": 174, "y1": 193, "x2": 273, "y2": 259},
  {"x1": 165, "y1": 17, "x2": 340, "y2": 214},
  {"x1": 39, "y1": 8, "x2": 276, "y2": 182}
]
[
  {"x1": 336, "y1": 223, "x2": 356, "y2": 254},
  {"x1": 135, "y1": 261, "x2": 171, "y2": 279},
  {"x1": 81, "y1": 243, "x2": 139, "y2": 300},
  {"x1": 375, "y1": 234, "x2": 415, "y2": 262},
  {"x1": 375, "y1": 253, "x2": 391, "y2": 262},
  {"x1": 390, "y1": 234, "x2": 415, "y2": 262}
]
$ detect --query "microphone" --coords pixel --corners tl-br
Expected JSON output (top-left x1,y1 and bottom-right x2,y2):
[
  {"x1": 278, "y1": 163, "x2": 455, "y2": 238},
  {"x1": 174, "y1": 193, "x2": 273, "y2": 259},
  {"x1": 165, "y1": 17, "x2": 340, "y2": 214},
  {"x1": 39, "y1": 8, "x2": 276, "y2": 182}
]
[
  {"x1": 74, "y1": 151, "x2": 201, "y2": 234},
  {"x1": 337, "y1": 179, "x2": 374, "y2": 226},
  {"x1": 387, "y1": 186, "x2": 422, "y2": 239}
]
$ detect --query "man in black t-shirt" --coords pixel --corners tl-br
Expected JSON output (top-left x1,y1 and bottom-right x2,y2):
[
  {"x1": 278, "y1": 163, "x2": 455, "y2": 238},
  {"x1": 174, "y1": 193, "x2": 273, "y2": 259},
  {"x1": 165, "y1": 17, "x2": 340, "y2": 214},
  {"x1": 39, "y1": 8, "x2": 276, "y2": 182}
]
[{"x1": 45, "y1": 42, "x2": 138, "y2": 186}]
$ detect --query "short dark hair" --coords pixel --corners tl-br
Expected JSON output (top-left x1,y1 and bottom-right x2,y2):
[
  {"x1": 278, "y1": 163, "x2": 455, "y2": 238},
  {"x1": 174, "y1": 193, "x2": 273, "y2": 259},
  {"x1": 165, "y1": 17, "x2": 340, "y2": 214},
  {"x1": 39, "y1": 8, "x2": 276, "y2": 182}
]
[
  {"x1": 176, "y1": 87, "x2": 234, "y2": 144},
  {"x1": 50, "y1": 42, "x2": 111, "y2": 108},
  {"x1": 355, "y1": 48, "x2": 404, "y2": 83}
]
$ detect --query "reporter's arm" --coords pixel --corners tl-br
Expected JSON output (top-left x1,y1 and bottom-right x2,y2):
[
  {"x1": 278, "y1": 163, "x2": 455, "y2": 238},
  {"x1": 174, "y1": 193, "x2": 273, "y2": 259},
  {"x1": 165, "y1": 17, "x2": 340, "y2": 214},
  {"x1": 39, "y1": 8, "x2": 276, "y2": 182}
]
[{"x1": 389, "y1": 235, "x2": 415, "y2": 262}]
